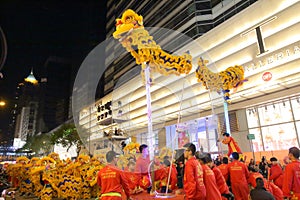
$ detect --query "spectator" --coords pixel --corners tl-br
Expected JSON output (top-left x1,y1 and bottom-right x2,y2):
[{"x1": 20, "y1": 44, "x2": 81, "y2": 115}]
[{"x1": 250, "y1": 177, "x2": 275, "y2": 200}]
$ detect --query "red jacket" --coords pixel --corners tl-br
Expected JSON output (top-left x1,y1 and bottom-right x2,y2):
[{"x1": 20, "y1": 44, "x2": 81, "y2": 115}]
[
  {"x1": 282, "y1": 160, "x2": 300, "y2": 198},
  {"x1": 97, "y1": 164, "x2": 130, "y2": 198},
  {"x1": 222, "y1": 136, "x2": 242, "y2": 156},
  {"x1": 228, "y1": 160, "x2": 250, "y2": 200},
  {"x1": 269, "y1": 164, "x2": 283, "y2": 189},
  {"x1": 212, "y1": 166, "x2": 230, "y2": 195},
  {"x1": 123, "y1": 171, "x2": 139, "y2": 192},
  {"x1": 184, "y1": 157, "x2": 206, "y2": 200},
  {"x1": 248, "y1": 172, "x2": 264, "y2": 188},
  {"x1": 218, "y1": 163, "x2": 229, "y2": 181},
  {"x1": 202, "y1": 164, "x2": 222, "y2": 200}
]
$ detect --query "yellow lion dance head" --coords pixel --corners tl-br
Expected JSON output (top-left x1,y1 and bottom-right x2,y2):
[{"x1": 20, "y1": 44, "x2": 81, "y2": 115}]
[{"x1": 113, "y1": 9, "x2": 143, "y2": 39}]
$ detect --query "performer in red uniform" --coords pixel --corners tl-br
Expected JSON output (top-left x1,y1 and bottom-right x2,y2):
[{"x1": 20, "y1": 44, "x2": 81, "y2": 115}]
[
  {"x1": 123, "y1": 161, "x2": 140, "y2": 194},
  {"x1": 248, "y1": 167, "x2": 284, "y2": 200},
  {"x1": 135, "y1": 144, "x2": 151, "y2": 189},
  {"x1": 97, "y1": 151, "x2": 132, "y2": 200},
  {"x1": 196, "y1": 152, "x2": 222, "y2": 200},
  {"x1": 228, "y1": 152, "x2": 250, "y2": 200},
  {"x1": 282, "y1": 147, "x2": 300, "y2": 199},
  {"x1": 161, "y1": 159, "x2": 178, "y2": 191},
  {"x1": 222, "y1": 133, "x2": 242, "y2": 157},
  {"x1": 183, "y1": 143, "x2": 206, "y2": 200},
  {"x1": 205, "y1": 154, "x2": 233, "y2": 200},
  {"x1": 269, "y1": 157, "x2": 283, "y2": 189},
  {"x1": 218, "y1": 157, "x2": 229, "y2": 182}
]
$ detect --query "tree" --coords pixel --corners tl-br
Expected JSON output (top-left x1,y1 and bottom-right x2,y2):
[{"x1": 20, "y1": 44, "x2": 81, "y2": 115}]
[
  {"x1": 50, "y1": 123, "x2": 88, "y2": 156},
  {"x1": 21, "y1": 133, "x2": 52, "y2": 156}
]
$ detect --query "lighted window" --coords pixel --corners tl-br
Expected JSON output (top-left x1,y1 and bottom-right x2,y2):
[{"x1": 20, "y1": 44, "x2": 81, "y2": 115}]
[
  {"x1": 261, "y1": 122, "x2": 298, "y2": 151},
  {"x1": 258, "y1": 102, "x2": 293, "y2": 126},
  {"x1": 291, "y1": 98, "x2": 300, "y2": 120},
  {"x1": 246, "y1": 108, "x2": 259, "y2": 128},
  {"x1": 249, "y1": 128, "x2": 264, "y2": 152},
  {"x1": 294, "y1": 122, "x2": 300, "y2": 144}
]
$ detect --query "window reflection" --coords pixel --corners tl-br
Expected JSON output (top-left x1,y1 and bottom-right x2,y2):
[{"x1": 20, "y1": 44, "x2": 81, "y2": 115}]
[
  {"x1": 291, "y1": 98, "x2": 300, "y2": 120},
  {"x1": 246, "y1": 108, "x2": 259, "y2": 128},
  {"x1": 261, "y1": 123, "x2": 298, "y2": 151},
  {"x1": 249, "y1": 128, "x2": 264, "y2": 152},
  {"x1": 258, "y1": 102, "x2": 293, "y2": 126},
  {"x1": 247, "y1": 97, "x2": 300, "y2": 152}
]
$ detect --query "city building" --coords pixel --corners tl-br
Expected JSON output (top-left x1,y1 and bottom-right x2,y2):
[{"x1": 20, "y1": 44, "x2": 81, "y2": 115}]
[
  {"x1": 81, "y1": 0, "x2": 300, "y2": 160},
  {"x1": 13, "y1": 70, "x2": 40, "y2": 145},
  {"x1": 104, "y1": 0, "x2": 257, "y2": 95},
  {"x1": 38, "y1": 56, "x2": 73, "y2": 132}
]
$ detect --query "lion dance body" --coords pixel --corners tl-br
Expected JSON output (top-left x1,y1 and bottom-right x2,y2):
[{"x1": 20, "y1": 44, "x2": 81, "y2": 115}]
[
  {"x1": 113, "y1": 9, "x2": 192, "y2": 80},
  {"x1": 195, "y1": 57, "x2": 246, "y2": 102}
]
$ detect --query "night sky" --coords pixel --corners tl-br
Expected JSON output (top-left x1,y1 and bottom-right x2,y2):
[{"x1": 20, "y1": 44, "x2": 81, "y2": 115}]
[{"x1": 0, "y1": 0, "x2": 107, "y2": 140}]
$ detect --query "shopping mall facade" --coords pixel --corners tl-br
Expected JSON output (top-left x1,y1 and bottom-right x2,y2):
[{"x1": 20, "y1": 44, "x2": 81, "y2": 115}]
[{"x1": 79, "y1": 0, "x2": 300, "y2": 159}]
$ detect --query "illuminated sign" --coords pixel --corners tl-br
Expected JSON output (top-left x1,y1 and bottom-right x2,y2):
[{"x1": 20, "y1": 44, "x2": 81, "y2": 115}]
[
  {"x1": 244, "y1": 43, "x2": 300, "y2": 75},
  {"x1": 262, "y1": 72, "x2": 272, "y2": 81}
]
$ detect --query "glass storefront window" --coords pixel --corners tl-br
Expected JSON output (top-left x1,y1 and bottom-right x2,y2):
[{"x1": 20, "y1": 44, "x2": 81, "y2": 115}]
[
  {"x1": 246, "y1": 108, "x2": 259, "y2": 128},
  {"x1": 295, "y1": 121, "x2": 300, "y2": 144},
  {"x1": 291, "y1": 98, "x2": 300, "y2": 120},
  {"x1": 249, "y1": 128, "x2": 264, "y2": 152},
  {"x1": 258, "y1": 102, "x2": 293, "y2": 126},
  {"x1": 261, "y1": 122, "x2": 298, "y2": 151}
]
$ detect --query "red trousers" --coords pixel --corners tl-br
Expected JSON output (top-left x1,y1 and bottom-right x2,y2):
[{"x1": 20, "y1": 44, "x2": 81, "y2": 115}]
[{"x1": 231, "y1": 183, "x2": 249, "y2": 200}]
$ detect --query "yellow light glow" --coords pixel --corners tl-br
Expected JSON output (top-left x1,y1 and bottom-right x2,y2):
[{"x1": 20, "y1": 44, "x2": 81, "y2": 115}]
[{"x1": 0, "y1": 101, "x2": 5, "y2": 107}]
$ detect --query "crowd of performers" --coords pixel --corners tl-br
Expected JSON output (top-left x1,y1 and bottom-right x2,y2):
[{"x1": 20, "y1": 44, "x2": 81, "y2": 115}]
[{"x1": 2, "y1": 134, "x2": 300, "y2": 200}]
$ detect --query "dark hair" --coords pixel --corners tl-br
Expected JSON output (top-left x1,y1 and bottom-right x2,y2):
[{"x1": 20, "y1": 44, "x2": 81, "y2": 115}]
[
  {"x1": 270, "y1": 157, "x2": 277, "y2": 162},
  {"x1": 106, "y1": 151, "x2": 118, "y2": 163},
  {"x1": 255, "y1": 177, "x2": 264, "y2": 188},
  {"x1": 289, "y1": 147, "x2": 300, "y2": 159},
  {"x1": 195, "y1": 151, "x2": 209, "y2": 164},
  {"x1": 163, "y1": 159, "x2": 171, "y2": 167},
  {"x1": 248, "y1": 166, "x2": 258, "y2": 172},
  {"x1": 222, "y1": 157, "x2": 229, "y2": 164},
  {"x1": 139, "y1": 144, "x2": 148, "y2": 153},
  {"x1": 231, "y1": 152, "x2": 239, "y2": 160},
  {"x1": 183, "y1": 143, "x2": 196, "y2": 155},
  {"x1": 206, "y1": 153, "x2": 212, "y2": 163},
  {"x1": 163, "y1": 156, "x2": 170, "y2": 161},
  {"x1": 223, "y1": 132, "x2": 230, "y2": 137}
]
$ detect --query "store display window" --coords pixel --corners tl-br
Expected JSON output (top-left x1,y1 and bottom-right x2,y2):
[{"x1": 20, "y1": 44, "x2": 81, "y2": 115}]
[
  {"x1": 246, "y1": 97, "x2": 300, "y2": 152},
  {"x1": 261, "y1": 122, "x2": 298, "y2": 151},
  {"x1": 249, "y1": 128, "x2": 264, "y2": 151},
  {"x1": 258, "y1": 102, "x2": 293, "y2": 126}
]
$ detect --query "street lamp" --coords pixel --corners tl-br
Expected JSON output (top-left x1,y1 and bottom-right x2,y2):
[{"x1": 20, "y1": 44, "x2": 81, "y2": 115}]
[{"x1": 0, "y1": 100, "x2": 5, "y2": 107}]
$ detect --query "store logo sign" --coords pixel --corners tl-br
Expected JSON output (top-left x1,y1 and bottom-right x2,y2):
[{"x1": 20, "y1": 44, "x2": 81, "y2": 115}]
[
  {"x1": 241, "y1": 16, "x2": 277, "y2": 56},
  {"x1": 262, "y1": 72, "x2": 272, "y2": 81}
]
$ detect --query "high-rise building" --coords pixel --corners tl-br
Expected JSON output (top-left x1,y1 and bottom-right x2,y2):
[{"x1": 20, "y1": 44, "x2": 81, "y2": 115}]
[
  {"x1": 103, "y1": 0, "x2": 257, "y2": 95},
  {"x1": 13, "y1": 70, "x2": 40, "y2": 141},
  {"x1": 38, "y1": 56, "x2": 73, "y2": 132}
]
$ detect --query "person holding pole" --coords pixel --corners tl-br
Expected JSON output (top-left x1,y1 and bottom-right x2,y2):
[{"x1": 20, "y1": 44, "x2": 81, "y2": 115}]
[{"x1": 222, "y1": 132, "x2": 242, "y2": 157}]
